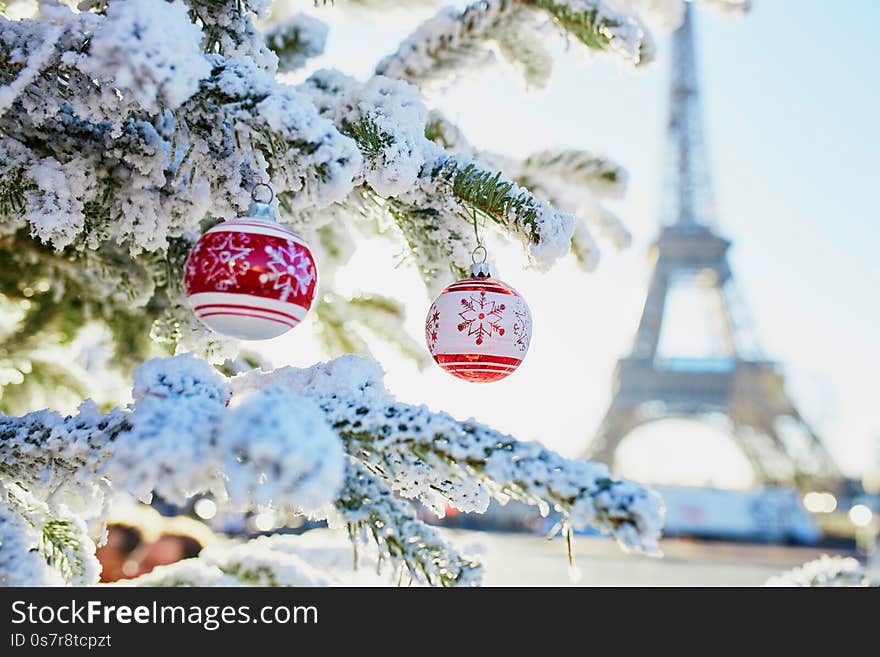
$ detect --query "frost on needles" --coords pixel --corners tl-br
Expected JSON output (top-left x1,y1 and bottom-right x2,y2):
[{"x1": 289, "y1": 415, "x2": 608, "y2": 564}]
[
  {"x1": 0, "y1": 0, "x2": 745, "y2": 586},
  {"x1": 2, "y1": 354, "x2": 664, "y2": 587}
]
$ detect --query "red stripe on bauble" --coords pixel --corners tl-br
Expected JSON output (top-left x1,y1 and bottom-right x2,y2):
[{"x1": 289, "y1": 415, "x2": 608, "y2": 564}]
[
  {"x1": 433, "y1": 354, "x2": 523, "y2": 367},
  {"x1": 197, "y1": 311, "x2": 295, "y2": 328},
  {"x1": 441, "y1": 281, "x2": 516, "y2": 296},
  {"x1": 193, "y1": 303, "x2": 300, "y2": 323},
  {"x1": 445, "y1": 369, "x2": 513, "y2": 383}
]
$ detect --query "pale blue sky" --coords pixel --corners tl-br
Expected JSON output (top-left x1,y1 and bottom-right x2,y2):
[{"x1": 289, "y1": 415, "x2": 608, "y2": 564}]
[{"x1": 279, "y1": 1, "x2": 879, "y2": 481}]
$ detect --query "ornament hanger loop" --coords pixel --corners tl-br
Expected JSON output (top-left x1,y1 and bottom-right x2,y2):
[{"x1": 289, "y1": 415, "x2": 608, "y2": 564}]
[
  {"x1": 471, "y1": 244, "x2": 488, "y2": 265},
  {"x1": 252, "y1": 182, "x2": 274, "y2": 205}
]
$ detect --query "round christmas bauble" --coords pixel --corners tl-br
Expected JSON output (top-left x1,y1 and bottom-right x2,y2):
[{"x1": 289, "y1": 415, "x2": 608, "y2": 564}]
[
  {"x1": 184, "y1": 217, "x2": 318, "y2": 340},
  {"x1": 425, "y1": 275, "x2": 532, "y2": 383}
]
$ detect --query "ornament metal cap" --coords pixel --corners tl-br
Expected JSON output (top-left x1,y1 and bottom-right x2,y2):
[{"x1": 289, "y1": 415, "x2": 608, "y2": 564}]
[
  {"x1": 470, "y1": 245, "x2": 491, "y2": 278},
  {"x1": 248, "y1": 181, "x2": 276, "y2": 221}
]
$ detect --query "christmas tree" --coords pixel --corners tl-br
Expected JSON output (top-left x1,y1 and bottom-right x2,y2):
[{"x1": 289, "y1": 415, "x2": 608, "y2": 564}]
[{"x1": 0, "y1": 0, "x2": 746, "y2": 587}]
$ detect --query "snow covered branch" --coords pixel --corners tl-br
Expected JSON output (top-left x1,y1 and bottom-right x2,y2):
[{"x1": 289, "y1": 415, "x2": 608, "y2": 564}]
[
  {"x1": 234, "y1": 355, "x2": 664, "y2": 555},
  {"x1": 520, "y1": 149, "x2": 627, "y2": 200},
  {"x1": 264, "y1": 13, "x2": 329, "y2": 73},
  {"x1": 1, "y1": 353, "x2": 663, "y2": 585},
  {"x1": 376, "y1": 0, "x2": 654, "y2": 91},
  {"x1": 765, "y1": 555, "x2": 875, "y2": 588},
  {"x1": 298, "y1": 70, "x2": 580, "y2": 289},
  {"x1": 335, "y1": 461, "x2": 482, "y2": 586},
  {"x1": 693, "y1": 0, "x2": 751, "y2": 16},
  {"x1": 422, "y1": 113, "x2": 629, "y2": 270}
]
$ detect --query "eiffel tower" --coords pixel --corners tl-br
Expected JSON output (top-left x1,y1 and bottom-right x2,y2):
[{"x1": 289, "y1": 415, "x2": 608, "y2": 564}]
[{"x1": 584, "y1": 5, "x2": 839, "y2": 488}]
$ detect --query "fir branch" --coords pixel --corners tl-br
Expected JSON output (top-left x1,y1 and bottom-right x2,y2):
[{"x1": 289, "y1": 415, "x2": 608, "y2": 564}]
[
  {"x1": 0, "y1": 404, "x2": 130, "y2": 503},
  {"x1": 315, "y1": 292, "x2": 431, "y2": 368},
  {"x1": 340, "y1": 409, "x2": 663, "y2": 555},
  {"x1": 0, "y1": 167, "x2": 34, "y2": 217},
  {"x1": 766, "y1": 555, "x2": 873, "y2": 588},
  {"x1": 526, "y1": 0, "x2": 653, "y2": 66},
  {"x1": 520, "y1": 149, "x2": 627, "y2": 199},
  {"x1": 233, "y1": 356, "x2": 664, "y2": 556},
  {"x1": 342, "y1": 116, "x2": 393, "y2": 162},
  {"x1": 375, "y1": 0, "x2": 521, "y2": 87},
  {"x1": 433, "y1": 159, "x2": 540, "y2": 243},
  {"x1": 336, "y1": 461, "x2": 481, "y2": 587},
  {"x1": 375, "y1": 0, "x2": 653, "y2": 89},
  {"x1": 264, "y1": 14, "x2": 328, "y2": 73},
  {"x1": 4, "y1": 487, "x2": 98, "y2": 585},
  {"x1": 385, "y1": 196, "x2": 469, "y2": 286},
  {"x1": 0, "y1": 498, "x2": 64, "y2": 586},
  {"x1": 40, "y1": 518, "x2": 88, "y2": 583}
]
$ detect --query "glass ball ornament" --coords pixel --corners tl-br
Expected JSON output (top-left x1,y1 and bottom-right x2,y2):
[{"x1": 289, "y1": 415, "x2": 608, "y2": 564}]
[
  {"x1": 184, "y1": 187, "x2": 317, "y2": 340},
  {"x1": 425, "y1": 254, "x2": 532, "y2": 383}
]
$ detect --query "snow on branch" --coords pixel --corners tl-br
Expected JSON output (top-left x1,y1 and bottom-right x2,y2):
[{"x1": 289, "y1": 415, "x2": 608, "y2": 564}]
[
  {"x1": 375, "y1": 0, "x2": 525, "y2": 88},
  {"x1": 520, "y1": 149, "x2": 628, "y2": 200},
  {"x1": 298, "y1": 71, "x2": 579, "y2": 287},
  {"x1": 264, "y1": 13, "x2": 329, "y2": 74},
  {"x1": 119, "y1": 528, "x2": 463, "y2": 588},
  {"x1": 412, "y1": 154, "x2": 577, "y2": 269},
  {"x1": 376, "y1": 0, "x2": 653, "y2": 91},
  {"x1": 1, "y1": 486, "x2": 100, "y2": 586},
  {"x1": 0, "y1": 2, "x2": 361, "y2": 255},
  {"x1": 692, "y1": 0, "x2": 751, "y2": 16},
  {"x1": 234, "y1": 355, "x2": 665, "y2": 556},
  {"x1": 0, "y1": 498, "x2": 65, "y2": 586},
  {"x1": 527, "y1": 0, "x2": 654, "y2": 65},
  {"x1": 73, "y1": 0, "x2": 211, "y2": 113},
  {"x1": 335, "y1": 461, "x2": 482, "y2": 586},
  {"x1": 0, "y1": 401, "x2": 128, "y2": 514},
  {"x1": 512, "y1": 148, "x2": 632, "y2": 260},
  {"x1": 1, "y1": 353, "x2": 661, "y2": 585},
  {"x1": 421, "y1": 113, "x2": 627, "y2": 268},
  {"x1": 765, "y1": 555, "x2": 874, "y2": 588}
]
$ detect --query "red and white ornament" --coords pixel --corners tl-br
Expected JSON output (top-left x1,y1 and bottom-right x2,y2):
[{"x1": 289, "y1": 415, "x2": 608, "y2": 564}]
[
  {"x1": 184, "y1": 189, "x2": 317, "y2": 340},
  {"x1": 425, "y1": 255, "x2": 532, "y2": 383}
]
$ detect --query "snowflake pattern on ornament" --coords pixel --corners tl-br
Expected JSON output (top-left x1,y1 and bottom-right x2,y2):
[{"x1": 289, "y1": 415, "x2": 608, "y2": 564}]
[
  {"x1": 259, "y1": 244, "x2": 317, "y2": 302},
  {"x1": 457, "y1": 290, "x2": 505, "y2": 346},
  {"x1": 512, "y1": 300, "x2": 531, "y2": 352},
  {"x1": 425, "y1": 305, "x2": 440, "y2": 350},
  {"x1": 188, "y1": 232, "x2": 254, "y2": 291}
]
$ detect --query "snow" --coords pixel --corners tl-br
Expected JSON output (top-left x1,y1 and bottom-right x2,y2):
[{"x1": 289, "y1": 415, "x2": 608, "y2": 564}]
[
  {"x1": 375, "y1": 3, "x2": 516, "y2": 88},
  {"x1": 233, "y1": 354, "x2": 664, "y2": 555},
  {"x1": 766, "y1": 555, "x2": 870, "y2": 587},
  {"x1": 1, "y1": 349, "x2": 664, "y2": 585},
  {"x1": 0, "y1": 20, "x2": 60, "y2": 114},
  {"x1": 0, "y1": 486, "x2": 100, "y2": 586},
  {"x1": 107, "y1": 559, "x2": 244, "y2": 588},
  {"x1": 265, "y1": 13, "x2": 329, "y2": 73},
  {"x1": 609, "y1": 0, "x2": 686, "y2": 31},
  {"x1": 220, "y1": 386, "x2": 344, "y2": 513},
  {"x1": 376, "y1": 0, "x2": 655, "y2": 89},
  {"x1": 553, "y1": 0, "x2": 656, "y2": 66},
  {"x1": 24, "y1": 156, "x2": 88, "y2": 249},
  {"x1": 200, "y1": 535, "x2": 333, "y2": 586},
  {"x1": 0, "y1": 498, "x2": 66, "y2": 587},
  {"x1": 75, "y1": 0, "x2": 211, "y2": 113}
]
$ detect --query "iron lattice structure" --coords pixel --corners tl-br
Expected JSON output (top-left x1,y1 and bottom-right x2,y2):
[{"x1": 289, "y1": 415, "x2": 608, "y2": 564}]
[{"x1": 585, "y1": 5, "x2": 839, "y2": 488}]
